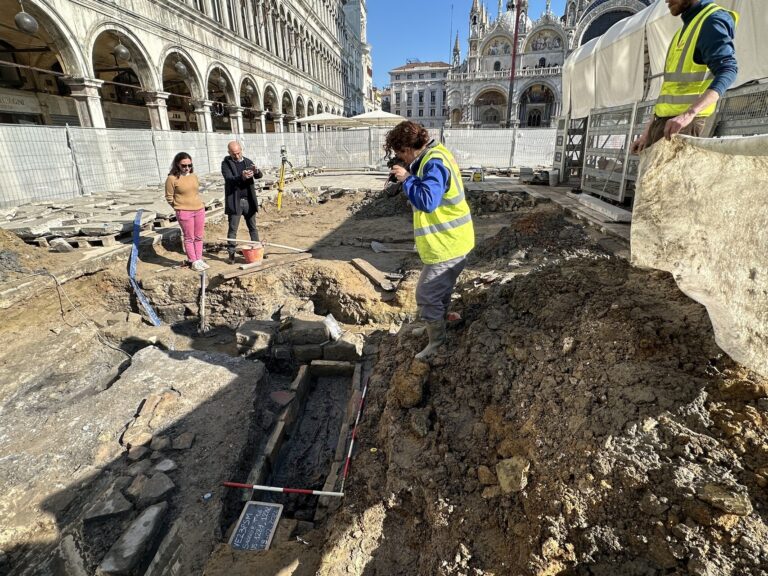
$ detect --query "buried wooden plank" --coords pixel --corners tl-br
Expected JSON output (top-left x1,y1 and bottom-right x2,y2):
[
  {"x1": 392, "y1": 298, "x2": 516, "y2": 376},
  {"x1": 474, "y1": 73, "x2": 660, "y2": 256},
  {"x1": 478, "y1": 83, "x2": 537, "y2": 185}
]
[
  {"x1": 351, "y1": 258, "x2": 397, "y2": 291},
  {"x1": 217, "y1": 253, "x2": 312, "y2": 281}
]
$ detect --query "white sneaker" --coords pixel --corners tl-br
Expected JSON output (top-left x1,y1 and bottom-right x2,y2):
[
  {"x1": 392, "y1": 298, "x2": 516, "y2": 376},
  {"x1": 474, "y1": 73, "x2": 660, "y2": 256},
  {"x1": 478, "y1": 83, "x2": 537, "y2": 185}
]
[
  {"x1": 200, "y1": 261, "x2": 211, "y2": 270},
  {"x1": 191, "y1": 260, "x2": 206, "y2": 271}
]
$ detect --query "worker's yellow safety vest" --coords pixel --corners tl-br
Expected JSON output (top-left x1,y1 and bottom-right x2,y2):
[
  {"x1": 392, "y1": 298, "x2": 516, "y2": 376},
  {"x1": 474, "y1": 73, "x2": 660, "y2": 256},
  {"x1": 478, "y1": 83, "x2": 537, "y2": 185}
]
[
  {"x1": 413, "y1": 143, "x2": 475, "y2": 265},
  {"x1": 655, "y1": 3, "x2": 739, "y2": 118}
]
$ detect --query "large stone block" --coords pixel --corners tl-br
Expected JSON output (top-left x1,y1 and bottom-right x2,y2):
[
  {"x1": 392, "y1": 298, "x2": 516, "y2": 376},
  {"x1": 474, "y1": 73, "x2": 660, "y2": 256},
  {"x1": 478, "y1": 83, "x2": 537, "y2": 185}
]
[
  {"x1": 323, "y1": 332, "x2": 363, "y2": 361},
  {"x1": 632, "y1": 136, "x2": 768, "y2": 378},
  {"x1": 281, "y1": 318, "x2": 330, "y2": 345},
  {"x1": 294, "y1": 344, "x2": 324, "y2": 362},
  {"x1": 98, "y1": 502, "x2": 168, "y2": 575},
  {"x1": 236, "y1": 320, "x2": 279, "y2": 357}
]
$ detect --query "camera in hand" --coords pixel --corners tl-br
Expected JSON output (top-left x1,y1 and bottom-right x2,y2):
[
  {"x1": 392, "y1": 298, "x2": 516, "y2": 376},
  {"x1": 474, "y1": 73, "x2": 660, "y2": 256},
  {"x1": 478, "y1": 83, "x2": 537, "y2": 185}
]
[{"x1": 387, "y1": 157, "x2": 406, "y2": 183}]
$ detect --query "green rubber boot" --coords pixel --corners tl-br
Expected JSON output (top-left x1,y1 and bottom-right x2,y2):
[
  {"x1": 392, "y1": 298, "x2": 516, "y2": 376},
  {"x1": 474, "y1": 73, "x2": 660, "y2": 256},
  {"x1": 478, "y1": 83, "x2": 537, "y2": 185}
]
[{"x1": 415, "y1": 320, "x2": 446, "y2": 360}]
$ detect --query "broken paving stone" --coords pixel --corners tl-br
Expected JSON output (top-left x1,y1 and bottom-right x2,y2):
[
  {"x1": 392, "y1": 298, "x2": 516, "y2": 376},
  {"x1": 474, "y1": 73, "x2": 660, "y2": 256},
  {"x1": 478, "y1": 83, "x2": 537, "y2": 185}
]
[
  {"x1": 172, "y1": 432, "x2": 195, "y2": 450},
  {"x1": 149, "y1": 436, "x2": 170, "y2": 451},
  {"x1": 98, "y1": 502, "x2": 168, "y2": 575},
  {"x1": 270, "y1": 390, "x2": 296, "y2": 407},
  {"x1": 154, "y1": 459, "x2": 177, "y2": 473},
  {"x1": 126, "y1": 445, "x2": 150, "y2": 461},
  {"x1": 236, "y1": 319, "x2": 279, "y2": 357},
  {"x1": 122, "y1": 425, "x2": 153, "y2": 448},
  {"x1": 496, "y1": 456, "x2": 530, "y2": 493},
  {"x1": 125, "y1": 474, "x2": 148, "y2": 502},
  {"x1": 137, "y1": 472, "x2": 176, "y2": 509},
  {"x1": 281, "y1": 318, "x2": 330, "y2": 345},
  {"x1": 126, "y1": 459, "x2": 152, "y2": 477},
  {"x1": 84, "y1": 491, "x2": 133, "y2": 522},
  {"x1": 696, "y1": 484, "x2": 753, "y2": 516}
]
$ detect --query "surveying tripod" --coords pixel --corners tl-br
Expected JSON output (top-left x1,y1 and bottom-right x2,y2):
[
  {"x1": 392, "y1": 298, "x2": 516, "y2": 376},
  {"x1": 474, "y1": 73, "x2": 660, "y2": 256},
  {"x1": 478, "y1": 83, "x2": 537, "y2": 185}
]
[{"x1": 277, "y1": 145, "x2": 315, "y2": 211}]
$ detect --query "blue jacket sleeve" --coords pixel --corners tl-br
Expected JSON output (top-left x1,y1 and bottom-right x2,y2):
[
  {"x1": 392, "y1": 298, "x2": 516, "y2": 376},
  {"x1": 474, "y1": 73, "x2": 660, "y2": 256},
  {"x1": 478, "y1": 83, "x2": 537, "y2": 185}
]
[
  {"x1": 402, "y1": 159, "x2": 451, "y2": 213},
  {"x1": 695, "y1": 11, "x2": 738, "y2": 96}
]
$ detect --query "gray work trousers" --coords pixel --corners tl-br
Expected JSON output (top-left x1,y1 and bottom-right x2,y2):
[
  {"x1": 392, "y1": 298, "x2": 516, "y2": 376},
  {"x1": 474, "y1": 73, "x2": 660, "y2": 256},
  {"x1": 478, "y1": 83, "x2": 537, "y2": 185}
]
[{"x1": 416, "y1": 255, "x2": 467, "y2": 322}]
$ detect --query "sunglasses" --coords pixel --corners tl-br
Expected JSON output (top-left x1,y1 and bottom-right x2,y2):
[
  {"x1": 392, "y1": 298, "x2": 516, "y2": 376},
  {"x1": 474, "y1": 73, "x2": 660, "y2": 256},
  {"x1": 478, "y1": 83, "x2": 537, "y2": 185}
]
[{"x1": 180, "y1": 163, "x2": 193, "y2": 168}]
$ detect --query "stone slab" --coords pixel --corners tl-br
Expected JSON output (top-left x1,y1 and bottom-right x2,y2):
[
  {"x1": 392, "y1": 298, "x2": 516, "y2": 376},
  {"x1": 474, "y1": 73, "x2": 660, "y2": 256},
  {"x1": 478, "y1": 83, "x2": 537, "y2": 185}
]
[
  {"x1": 632, "y1": 136, "x2": 768, "y2": 378},
  {"x1": 577, "y1": 194, "x2": 633, "y2": 222},
  {"x1": 323, "y1": 332, "x2": 364, "y2": 362},
  {"x1": 293, "y1": 344, "x2": 324, "y2": 362},
  {"x1": 84, "y1": 491, "x2": 133, "y2": 522},
  {"x1": 98, "y1": 502, "x2": 168, "y2": 575},
  {"x1": 309, "y1": 360, "x2": 355, "y2": 377}
]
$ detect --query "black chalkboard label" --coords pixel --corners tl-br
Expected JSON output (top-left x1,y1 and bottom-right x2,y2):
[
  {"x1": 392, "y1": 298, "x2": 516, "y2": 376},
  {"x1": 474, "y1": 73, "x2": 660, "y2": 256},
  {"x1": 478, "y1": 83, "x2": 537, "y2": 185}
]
[{"x1": 229, "y1": 501, "x2": 283, "y2": 551}]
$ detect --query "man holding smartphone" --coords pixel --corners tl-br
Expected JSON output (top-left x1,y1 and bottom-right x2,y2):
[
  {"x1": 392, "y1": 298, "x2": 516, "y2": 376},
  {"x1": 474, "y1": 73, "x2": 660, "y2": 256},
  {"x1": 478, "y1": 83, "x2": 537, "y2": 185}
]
[{"x1": 222, "y1": 141, "x2": 263, "y2": 264}]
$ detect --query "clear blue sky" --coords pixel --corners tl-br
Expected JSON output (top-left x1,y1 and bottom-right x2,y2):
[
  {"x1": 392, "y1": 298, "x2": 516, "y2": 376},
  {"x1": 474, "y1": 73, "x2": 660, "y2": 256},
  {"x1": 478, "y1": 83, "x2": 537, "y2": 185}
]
[{"x1": 368, "y1": 0, "x2": 566, "y2": 88}]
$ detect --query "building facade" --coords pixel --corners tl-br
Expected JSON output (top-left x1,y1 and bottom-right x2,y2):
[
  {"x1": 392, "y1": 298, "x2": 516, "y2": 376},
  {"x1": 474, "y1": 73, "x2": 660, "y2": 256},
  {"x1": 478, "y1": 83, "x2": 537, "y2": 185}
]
[
  {"x1": 447, "y1": 0, "x2": 652, "y2": 128},
  {"x1": 388, "y1": 61, "x2": 451, "y2": 129},
  {"x1": 0, "y1": 0, "x2": 372, "y2": 132}
]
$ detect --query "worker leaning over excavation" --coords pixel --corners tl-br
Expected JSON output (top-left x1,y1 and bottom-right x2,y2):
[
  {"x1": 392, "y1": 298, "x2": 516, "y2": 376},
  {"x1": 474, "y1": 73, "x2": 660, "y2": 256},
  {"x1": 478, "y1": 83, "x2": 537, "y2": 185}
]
[
  {"x1": 631, "y1": 0, "x2": 738, "y2": 153},
  {"x1": 386, "y1": 121, "x2": 475, "y2": 360}
]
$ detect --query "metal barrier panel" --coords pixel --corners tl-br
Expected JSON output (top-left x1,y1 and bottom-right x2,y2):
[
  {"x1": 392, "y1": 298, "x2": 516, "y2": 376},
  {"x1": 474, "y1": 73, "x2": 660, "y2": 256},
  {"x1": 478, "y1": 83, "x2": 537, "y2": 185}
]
[
  {"x1": 514, "y1": 128, "x2": 557, "y2": 168},
  {"x1": 206, "y1": 132, "x2": 236, "y2": 175},
  {"x1": 68, "y1": 127, "x2": 159, "y2": 194},
  {"x1": 153, "y1": 131, "x2": 211, "y2": 176},
  {"x1": 581, "y1": 104, "x2": 635, "y2": 203},
  {"x1": 304, "y1": 129, "x2": 370, "y2": 169},
  {"x1": 714, "y1": 83, "x2": 768, "y2": 137},
  {"x1": 625, "y1": 100, "x2": 655, "y2": 196},
  {"x1": 444, "y1": 128, "x2": 514, "y2": 168},
  {"x1": 0, "y1": 124, "x2": 79, "y2": 208}
]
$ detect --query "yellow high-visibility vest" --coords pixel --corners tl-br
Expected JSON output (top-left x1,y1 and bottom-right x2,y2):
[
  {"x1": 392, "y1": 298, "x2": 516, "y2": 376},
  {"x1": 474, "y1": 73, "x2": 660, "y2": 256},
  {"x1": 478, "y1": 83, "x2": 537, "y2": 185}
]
[
  {"x1": 655, "y1": 3, "x2": 739, "y2": 118},
  {"x1": 412, "y1": 143, "x2": 475, "y2": 265}
]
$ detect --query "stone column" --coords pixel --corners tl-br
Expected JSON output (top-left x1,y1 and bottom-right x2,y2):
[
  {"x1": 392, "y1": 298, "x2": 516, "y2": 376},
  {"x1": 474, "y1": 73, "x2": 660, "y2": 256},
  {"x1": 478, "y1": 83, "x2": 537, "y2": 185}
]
[
  {"x1": 220, "y1": 0, "x2": 232, "y2": 30},
  {"x1": 64, "y1": 77, "x2": 106, "y2": 128},
  {"x1": 245, "y1": 0, "x2": 256, "y2": 41},
  {"x1": 272, "y1": 113, "x2": 284, "y2": 132},
  {"x1": 203, "y1": 0, "x2": 214, "y2": 18},
  {"x1": 143, "y1": 91, "x2": 171, "y2": 131},
  {"x1": 229, "y1": 105, "x2": 244, "y2": 134},
  {"x1": 253, "y1": 110, "x2": 265, "y2": 133},
  {"x1": 286, "y1": 118, "x2": 297, "y2": 132},
  {"x1": 193, "y1": 100, "x2": 214, "y2": 132}
]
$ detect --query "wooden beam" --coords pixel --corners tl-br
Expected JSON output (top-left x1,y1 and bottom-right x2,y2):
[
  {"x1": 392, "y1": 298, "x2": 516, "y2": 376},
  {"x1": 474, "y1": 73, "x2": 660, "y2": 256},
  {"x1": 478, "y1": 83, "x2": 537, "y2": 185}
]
[
  {"x1": 217, "y1": 253, "x2": 312, "y2": 281},
  {"x1": 351, "y1": 258, "x2": 397, "y2": 291}
]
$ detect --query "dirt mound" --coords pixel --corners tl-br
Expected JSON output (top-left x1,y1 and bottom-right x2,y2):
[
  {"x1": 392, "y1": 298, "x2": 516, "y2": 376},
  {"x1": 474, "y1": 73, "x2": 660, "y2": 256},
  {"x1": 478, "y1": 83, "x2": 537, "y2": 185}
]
[
  {"x1": 348, "y1": 185, "x2": 410, "y2": 219},
  {"x1": 349, "y1": 185, "x2": 529, "y2": 221},
  {"x1": 320, "y1": 255, "x2": 768, "y2": 574},
  {"x1": 0, "y1": 229, "x2": 43, "y2": 282}
]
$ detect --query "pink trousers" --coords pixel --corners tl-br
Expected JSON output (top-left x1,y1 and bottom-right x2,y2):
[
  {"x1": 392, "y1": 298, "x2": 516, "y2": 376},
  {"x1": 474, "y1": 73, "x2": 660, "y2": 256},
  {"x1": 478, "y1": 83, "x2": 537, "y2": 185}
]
[{"x1": 176, "y1": 208, "x2": 205, "y2": 262}]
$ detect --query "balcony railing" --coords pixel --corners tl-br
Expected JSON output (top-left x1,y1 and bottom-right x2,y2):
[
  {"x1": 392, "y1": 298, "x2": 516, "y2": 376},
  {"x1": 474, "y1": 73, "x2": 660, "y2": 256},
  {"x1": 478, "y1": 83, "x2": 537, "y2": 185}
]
[{"x1": 447, "y1": 66, "x2": 562, "y2": 82}]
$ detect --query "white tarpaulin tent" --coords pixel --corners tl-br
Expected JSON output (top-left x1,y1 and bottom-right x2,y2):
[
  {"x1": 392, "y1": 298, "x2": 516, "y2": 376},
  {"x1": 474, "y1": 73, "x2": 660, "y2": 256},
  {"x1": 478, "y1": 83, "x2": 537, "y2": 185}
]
[
  {"x1": 296, "y1": 112, "x2": 357, "y2": 128},
  {"x1": 566, "y1": 37, "x2": 599, "y2": 119},
  {"x1": 594, "y1": 7, "x2": 651, "y2": 108},
  {"x1": 350, "y1": 110, "x2": 408, "y2": 127},
  {"x1": 565, "y1": 0, "x2": 768, "y2": 117}
]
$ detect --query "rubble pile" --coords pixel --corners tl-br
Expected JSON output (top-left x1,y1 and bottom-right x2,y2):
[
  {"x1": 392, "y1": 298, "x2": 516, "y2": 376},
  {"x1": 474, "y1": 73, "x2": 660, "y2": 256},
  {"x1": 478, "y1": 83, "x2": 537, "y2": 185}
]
[{"x1": 318, "y1": 225, "x2": 768, "y2": 575}]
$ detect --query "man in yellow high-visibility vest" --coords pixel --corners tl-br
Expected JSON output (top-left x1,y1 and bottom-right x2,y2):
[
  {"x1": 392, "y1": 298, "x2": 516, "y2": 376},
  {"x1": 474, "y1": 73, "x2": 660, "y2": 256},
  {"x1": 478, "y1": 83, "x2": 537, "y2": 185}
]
[
  {"x1": 631, "y1": 0, "x2": 738, "y2": 153},
  {"x1": 387, "y1": 121, "x2": 475, "y2": 360}
]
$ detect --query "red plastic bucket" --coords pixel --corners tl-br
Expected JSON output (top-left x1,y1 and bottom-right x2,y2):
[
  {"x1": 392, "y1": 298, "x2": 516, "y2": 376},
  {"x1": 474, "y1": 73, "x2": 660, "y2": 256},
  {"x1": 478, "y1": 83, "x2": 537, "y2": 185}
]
[{"x1": 242, "y1": 244, "x2": 264, "y2": 264}]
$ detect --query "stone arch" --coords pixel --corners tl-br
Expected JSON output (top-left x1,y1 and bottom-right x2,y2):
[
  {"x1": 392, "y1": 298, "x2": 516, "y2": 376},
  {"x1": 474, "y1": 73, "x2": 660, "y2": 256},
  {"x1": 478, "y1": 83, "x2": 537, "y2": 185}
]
[
  {"x1": 295, "y1": 95, "x2": 306, "y2": 118},
  {"x1": 161, "y1": 48, "x2": 205, "y2": 131},
  {"x1": 204, "y1": 62, "x2": 237, "y2": 103},
  {"x1": 574, "y1": 0, "x2": 645, "y2": 47},
  {"x1": 307, "y1": 100, "x2": 315, "y2": 116},
  {"x1": 2, "y1": 0, "x2": 88, "y2": 77},
  {"x1": 239, "y1": 75, "x2": 261, "y2": 110},
  {"x1": 518, "y1": 82, "x2": 557, "y2": 127},
  {"x1": 159, "y1": 46, "x2": 205, "y2": 100},
  {"x1": 281, "y1": 89, "x2": 294, "y2": 116},
  {"x1": 263, "y1": 83, "x2": 279, "y2": 112},
  {"x1": 523, "y1": 26, "x2": 566, "y2": 53},
  {"x1": 480, "y1": 34, "x2": 514, "y2": 57},
  {"x1": 88, "y1": 23, "x2": 160, "y2": 91}
]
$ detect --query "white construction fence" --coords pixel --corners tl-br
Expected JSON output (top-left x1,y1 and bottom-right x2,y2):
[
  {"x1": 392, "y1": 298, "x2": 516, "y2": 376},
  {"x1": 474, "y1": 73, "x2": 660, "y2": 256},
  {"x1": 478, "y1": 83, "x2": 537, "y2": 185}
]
[{"x1": 0, "y1": 125, "x2": 556, "y2": 208}]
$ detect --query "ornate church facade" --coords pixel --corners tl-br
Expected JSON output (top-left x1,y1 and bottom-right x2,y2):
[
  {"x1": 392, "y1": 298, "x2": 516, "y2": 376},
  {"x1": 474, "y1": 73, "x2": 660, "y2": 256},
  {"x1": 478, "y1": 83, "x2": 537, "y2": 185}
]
[{"x1": 446, "y1": 0, "x2": 652, "y2": 128}]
